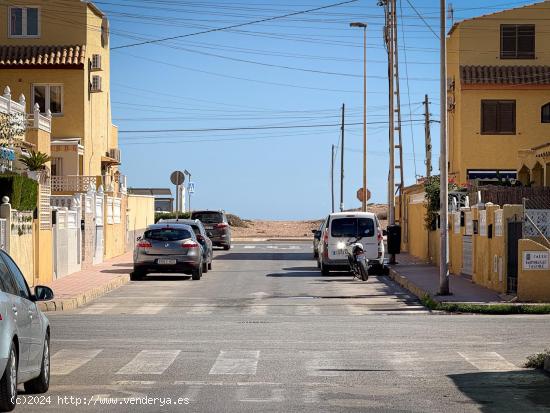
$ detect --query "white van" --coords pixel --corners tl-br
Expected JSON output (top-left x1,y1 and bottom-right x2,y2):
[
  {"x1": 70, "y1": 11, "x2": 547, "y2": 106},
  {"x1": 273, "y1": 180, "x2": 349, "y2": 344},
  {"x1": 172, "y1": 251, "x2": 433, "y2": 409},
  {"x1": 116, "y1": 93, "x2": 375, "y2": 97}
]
[{"x1": 317, "y1": 212, "x2": 385, "y2": 275}]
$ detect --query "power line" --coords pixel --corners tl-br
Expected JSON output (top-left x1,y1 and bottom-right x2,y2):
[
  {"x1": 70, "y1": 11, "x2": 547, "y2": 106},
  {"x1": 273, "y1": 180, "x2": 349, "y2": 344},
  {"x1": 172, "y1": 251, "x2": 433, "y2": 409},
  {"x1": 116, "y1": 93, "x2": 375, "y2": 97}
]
[
  {"x1": 111, "y1": 0, "x2": 360, "y2": 49},
  {"x1": 404, "y1": 0, "x2": 439, "y2": 39}
]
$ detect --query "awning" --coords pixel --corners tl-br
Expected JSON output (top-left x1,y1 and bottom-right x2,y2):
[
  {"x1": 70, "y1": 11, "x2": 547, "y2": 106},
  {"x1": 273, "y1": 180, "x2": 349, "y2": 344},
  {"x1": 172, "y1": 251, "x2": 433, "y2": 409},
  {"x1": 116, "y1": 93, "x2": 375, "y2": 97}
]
[
  {"x1": 101, "y1": 155, "x2": 120, "y2": 166},
  {"x1": 467, "y1": 170, "x2": 517, "y2": 180}
]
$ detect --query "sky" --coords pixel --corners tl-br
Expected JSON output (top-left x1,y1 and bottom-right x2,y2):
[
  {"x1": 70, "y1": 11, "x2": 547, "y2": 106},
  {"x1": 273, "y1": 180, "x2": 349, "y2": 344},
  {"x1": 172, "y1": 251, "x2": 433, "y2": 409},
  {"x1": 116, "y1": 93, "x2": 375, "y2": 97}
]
[{"x1": 104, "y1": 0, "x2": 538, "y2": 220}]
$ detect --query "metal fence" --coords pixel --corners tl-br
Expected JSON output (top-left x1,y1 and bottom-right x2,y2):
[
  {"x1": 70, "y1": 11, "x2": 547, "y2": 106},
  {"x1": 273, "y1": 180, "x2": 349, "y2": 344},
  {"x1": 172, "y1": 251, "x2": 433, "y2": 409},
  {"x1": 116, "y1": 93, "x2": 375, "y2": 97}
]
[{"x1": 469, "y1": 185, "x2": 550, "y2": 207}]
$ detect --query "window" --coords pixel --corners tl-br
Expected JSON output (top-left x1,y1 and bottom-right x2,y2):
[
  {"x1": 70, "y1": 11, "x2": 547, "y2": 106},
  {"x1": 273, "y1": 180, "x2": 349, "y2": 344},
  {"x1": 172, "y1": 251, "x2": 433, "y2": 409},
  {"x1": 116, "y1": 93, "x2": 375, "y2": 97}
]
[
  {"x1": 0, "y1": 251, "x2": 30, "y2": 299},
  {"x1": 542, "y1": 103, "x2": 550, "y2": 123},
  {"x1": 331, "y1": 218, "x2": 375, "y2": 238},
  {"x1": 32, "y1": 84, "x2": 63, "y2": 115},
  {"x1": 0, "y1": 256, "x2": 18, "y2": 296},
  {"x1": 9, "y1": 6, "x2": 39, "y2": 37},
  {"x1": 144, "y1": 228, "x2": 193, "y2": 241},
  {"x1": 51, "y1": 157, "x2": 63, "y2": 176},
  {"x1": 481, "y1": 100, "x2": 516, "y2": 134},
  {"x1": 500, "y1": 24, "x2": 535, "y2": 59},
  {"x1": 191, "y1": 212, "x2": 223, "y2": 224}
]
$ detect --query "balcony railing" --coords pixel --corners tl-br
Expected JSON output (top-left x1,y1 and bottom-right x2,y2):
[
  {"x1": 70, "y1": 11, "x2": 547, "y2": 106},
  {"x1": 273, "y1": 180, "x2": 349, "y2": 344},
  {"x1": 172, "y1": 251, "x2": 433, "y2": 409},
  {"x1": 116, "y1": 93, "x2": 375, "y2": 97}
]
[
  {"x1": 27, "y1": 104, "x2": 52, "y2": 133},
  {"x1": 51, "y1": 174, "x2": 127, "y2": 194}
]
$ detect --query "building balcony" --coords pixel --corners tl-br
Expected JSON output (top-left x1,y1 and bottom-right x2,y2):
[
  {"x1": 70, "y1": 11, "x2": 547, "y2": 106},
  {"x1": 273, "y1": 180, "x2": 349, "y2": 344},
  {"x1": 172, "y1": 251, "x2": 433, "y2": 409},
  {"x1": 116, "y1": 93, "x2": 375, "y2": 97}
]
[{"x1": 51, "y1": 174, "x2": 127, "y2": 195}]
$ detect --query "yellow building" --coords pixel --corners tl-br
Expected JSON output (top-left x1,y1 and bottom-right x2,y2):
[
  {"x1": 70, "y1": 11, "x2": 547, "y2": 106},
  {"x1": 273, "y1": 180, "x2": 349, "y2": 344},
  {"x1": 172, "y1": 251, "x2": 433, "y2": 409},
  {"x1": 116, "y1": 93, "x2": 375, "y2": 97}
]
[
  {"x1": 0, "y1": 0, "x2": 120, "y2": 184},
  {"x1": 447, "y1": 1, "x2": 550, "y2": 185}
]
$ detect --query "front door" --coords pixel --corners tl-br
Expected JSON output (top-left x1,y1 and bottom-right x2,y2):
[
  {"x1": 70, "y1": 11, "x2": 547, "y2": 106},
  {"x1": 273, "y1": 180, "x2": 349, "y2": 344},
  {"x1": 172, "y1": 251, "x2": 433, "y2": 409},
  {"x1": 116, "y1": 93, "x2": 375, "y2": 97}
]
[{"x1": 506, "y1": 221, "x2": 523, "y2": 294}]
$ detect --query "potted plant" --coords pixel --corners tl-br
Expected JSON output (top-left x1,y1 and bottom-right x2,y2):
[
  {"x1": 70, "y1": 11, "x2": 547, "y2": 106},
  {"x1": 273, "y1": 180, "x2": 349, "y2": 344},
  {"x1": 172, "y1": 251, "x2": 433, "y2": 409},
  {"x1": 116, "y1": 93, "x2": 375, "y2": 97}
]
[{"x1": 20, "y1": 150, "x2": 51, "y2": 180}]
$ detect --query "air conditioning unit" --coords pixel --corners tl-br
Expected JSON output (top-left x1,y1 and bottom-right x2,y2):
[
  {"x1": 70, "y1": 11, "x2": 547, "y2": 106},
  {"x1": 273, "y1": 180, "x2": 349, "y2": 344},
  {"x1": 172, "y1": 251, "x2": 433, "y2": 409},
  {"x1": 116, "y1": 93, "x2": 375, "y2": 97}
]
[
  {"x1": 91, "y1": 75, "x2": 102, "y2": 92},
  {"x1": 109, "y1": 148, "x2": 120, "y2": 162},
  {"x1": 91, "y1": 54, "x2": 102, "y2": 70}
]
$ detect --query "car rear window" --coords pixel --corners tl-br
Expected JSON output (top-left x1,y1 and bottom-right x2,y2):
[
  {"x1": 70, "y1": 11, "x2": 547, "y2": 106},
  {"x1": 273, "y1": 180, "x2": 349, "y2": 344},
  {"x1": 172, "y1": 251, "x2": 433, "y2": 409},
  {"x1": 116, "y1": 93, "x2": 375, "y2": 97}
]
[
  {"x1": 192, "y1": 212, "x2": 223, "y2": 224},
  {"x1": 144, "y1": 228, "x2": 193, "y2": 241},
  {"x1": 331, "y1": 218, "x2": 375, "y2": 238}
]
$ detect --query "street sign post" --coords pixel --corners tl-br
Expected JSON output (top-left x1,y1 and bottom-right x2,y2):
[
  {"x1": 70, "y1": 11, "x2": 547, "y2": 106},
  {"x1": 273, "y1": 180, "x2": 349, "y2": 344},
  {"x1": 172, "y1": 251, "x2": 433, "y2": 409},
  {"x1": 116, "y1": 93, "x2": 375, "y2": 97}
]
[
  {"x1": 170, "y1": 171, "x2": 185, "y2": 216},
  {"x1": 356, "y1": 187, "x2": 371, "y2": 203},
  {"x1": 188, "y1": 182, "x2": 195, "y2": 194}
]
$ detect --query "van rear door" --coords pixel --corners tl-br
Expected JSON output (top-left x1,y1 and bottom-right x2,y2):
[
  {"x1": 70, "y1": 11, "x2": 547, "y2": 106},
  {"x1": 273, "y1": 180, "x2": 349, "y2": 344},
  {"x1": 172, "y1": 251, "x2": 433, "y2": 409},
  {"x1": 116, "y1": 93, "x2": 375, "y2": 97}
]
[{"x1": 328, "y1": 217, "x2": 377, "y2": 260}]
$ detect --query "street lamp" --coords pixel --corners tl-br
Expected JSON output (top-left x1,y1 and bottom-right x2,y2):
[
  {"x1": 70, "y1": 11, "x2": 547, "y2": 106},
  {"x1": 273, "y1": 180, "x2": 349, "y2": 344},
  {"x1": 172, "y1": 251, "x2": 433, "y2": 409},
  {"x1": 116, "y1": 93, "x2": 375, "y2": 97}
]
[
  {"x1": 184, "y1": 169, "x2": 192, "y2": 212},
  {"x1": 350, "y1": 22, "x2": 368, "y2": 212}
]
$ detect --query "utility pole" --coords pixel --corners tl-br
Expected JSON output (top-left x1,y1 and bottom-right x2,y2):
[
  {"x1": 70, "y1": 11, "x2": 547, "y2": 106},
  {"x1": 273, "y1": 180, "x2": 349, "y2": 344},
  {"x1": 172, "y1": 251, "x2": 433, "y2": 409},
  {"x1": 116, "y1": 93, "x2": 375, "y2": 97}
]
[
  {"x1": 439, "y1": 0, "x2": 450, "y2": 295},
  {"x1": 340, "y1": 103, "x2": 345, "y2": 212},
  {"x1": 424, "y1": 94, "x2": 432, "y2": 178},
  {"x1": 331, "y1": 145, "x2": 335, "y2": 213},
  {"x1": 382, "y1": 0, "x2": 405, "y2": 264}
]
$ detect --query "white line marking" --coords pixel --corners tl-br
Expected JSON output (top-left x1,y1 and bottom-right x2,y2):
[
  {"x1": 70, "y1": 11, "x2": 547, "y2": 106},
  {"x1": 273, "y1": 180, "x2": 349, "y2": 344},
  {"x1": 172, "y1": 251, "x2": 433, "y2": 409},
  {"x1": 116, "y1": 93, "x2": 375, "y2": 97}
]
[
  {"x1": 458, "y1": 352, "x2": 520, "y2": 371},
  {"x1": 51, "y1": 349, "x2": 102, "y2": 375},
  {"x1": 80, "y1": 304, "x2": 117, "y2": 314},
  {"x1": 117, "y1": 350, "x2": 181, "y2": 375},
  {"x1": 295, "y1": 305, "x2": 321, "y2": 315},
  {"x1": 132, "y1": 304, "x2": 166, "y2": 315},
  {"x1": 346, "y1": 304, "x2": 371, "y2": 315},
  {"x1": 244, "y1": 305, "x2": 268, "y2": 316},
  {"x1": 188, "y1": 304, "x2": 213, "y2": 315},
  {"x1": 112, "y1": 381, "x2": 156, "y2": 386},
  {"x1": 243, "y1": 246, "x2": 256, "y2": 249},
  {"x1": 236, "y1": 388, "x2": 285, "y2": 402},
  {"x1": 209, "y1": 350, "x2": 260, "y2": 375}
]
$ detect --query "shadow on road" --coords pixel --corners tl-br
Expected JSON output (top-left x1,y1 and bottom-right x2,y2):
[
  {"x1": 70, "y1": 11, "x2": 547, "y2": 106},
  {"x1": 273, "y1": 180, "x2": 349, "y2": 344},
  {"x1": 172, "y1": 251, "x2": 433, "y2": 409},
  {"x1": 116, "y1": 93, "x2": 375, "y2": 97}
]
[
  {"x1": 266, "y1": 271, "x2": 320, "y2": 278},
  {"x1": 101, "y1": 269, "x2": 132, "y2": 274},
  {"x1": 448, "y1": 370, "x2": 550, "y2": 412},
  {"x1": 132, "y1": 275, "x2": 191, "y2": 281},
  {"x1": 215, "y1": 253, "x2": 312, "y2": 261}
]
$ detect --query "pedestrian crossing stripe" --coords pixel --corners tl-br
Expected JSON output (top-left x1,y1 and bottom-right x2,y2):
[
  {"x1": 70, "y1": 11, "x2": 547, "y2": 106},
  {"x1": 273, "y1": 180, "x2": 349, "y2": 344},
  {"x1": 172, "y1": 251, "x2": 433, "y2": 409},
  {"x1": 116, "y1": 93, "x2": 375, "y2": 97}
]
[
  {"x1": 117, "y1": 350, "x2": 181, "y2": 375},
  {"x1": 51, "y1": 349, "x2": 103, "y2": 375}
]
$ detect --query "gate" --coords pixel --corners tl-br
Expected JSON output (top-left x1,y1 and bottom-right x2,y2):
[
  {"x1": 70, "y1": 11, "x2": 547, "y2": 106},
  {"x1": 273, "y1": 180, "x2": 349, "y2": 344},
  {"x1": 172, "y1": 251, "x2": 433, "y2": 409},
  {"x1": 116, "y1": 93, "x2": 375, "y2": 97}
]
[
  {"x1": 94, "y1": 190, "x2": 104, "y2": 264},
  {"x1": 0, "y1": 218, "x2": 5, "y2": 251},
  {"x1": 462, "y1": 236, "x2": 473, "y2": 276},
  {"x1": 506, "y1": 221, "x2": 523, "y2": 294}
]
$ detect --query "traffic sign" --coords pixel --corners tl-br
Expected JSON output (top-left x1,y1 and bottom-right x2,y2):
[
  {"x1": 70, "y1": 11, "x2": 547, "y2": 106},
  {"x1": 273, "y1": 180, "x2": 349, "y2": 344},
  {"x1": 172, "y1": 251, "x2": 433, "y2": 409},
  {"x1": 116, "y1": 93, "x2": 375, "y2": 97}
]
[
  {"x1": 170, "y1": 170, "x2": 185, "y2": 186},
  {"x1": 356, "y1": 187, "x2": 371, "y2": 203},
  {"x1": 188, "y1": 182, "x2": 195, "y2": 194}
]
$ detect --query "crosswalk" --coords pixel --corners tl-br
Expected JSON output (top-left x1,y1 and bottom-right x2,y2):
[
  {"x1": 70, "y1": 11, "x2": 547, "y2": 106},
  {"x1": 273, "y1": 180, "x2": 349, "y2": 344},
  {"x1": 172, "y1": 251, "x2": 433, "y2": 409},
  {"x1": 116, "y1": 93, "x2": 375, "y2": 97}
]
[
  {"x1": 74, "y1": 302, "x2": 428, "y2": 316},
  {"x1": 234, "y1": 244, "x2": 312, "y2": 250}
]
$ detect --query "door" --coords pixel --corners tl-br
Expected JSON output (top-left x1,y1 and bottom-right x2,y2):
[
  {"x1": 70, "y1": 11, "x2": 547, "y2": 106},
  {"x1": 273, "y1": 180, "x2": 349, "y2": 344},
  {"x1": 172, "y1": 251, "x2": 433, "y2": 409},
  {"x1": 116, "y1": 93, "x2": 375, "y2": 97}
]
[
  {"x1": 94, "y1": 195, "x2": 104, "y2": 264},
  {"x1": 507, "y1": 221, "x2": 523, "y2": 294},
  {"x1": 462, "y1": 236, "x2": 473, "y2": 276},
  {"x1": 328, "y1": 217, "x2": 377, "y2": 260},
  {"x1": 0, "y1": 252, "x2": 32, "y2": 373}
]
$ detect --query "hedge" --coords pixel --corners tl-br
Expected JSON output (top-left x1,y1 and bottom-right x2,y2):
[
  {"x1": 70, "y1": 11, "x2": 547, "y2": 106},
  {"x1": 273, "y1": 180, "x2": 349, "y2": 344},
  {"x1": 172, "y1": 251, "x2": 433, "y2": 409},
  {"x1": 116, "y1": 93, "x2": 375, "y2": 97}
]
[
  {"x1": 0, "y1": 174, "x2": 38, "y2": 211},
  {"x1": 155, "y1": 211, "x2": 191, "y2": 223}
]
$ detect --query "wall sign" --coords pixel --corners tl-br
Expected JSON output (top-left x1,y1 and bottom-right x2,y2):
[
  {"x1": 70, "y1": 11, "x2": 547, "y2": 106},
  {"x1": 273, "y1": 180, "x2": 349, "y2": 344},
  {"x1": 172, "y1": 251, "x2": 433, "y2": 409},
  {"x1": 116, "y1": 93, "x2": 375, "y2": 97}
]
[{"x1": 523, "y1": 251, "x2": 549, "y2": 270}]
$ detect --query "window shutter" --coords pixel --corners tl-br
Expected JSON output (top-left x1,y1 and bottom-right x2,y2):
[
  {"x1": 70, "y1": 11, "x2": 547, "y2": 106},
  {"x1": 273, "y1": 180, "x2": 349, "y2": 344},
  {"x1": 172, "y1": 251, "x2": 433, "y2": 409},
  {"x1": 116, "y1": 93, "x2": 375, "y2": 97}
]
[
  {"x1": 517, "y1": 25, "x2": 535, "y2": 58},
  {"x1": 482, "y1": 101, "x2": 497, "y2": 133},
  {"x1": 542, "y1": 103, "x2": 550, "y2": 123},
  {"x1": 498, "y1": 101, "x2": 516, "y2": 133},
  {"x1": 501, "y1": 25, "x2": 516, "y2": 58}
]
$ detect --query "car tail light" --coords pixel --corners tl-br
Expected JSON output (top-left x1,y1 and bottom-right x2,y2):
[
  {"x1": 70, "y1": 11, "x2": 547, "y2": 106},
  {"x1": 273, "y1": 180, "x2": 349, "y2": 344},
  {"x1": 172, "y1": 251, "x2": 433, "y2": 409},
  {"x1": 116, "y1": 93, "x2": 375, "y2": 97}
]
[
  {"x1": 0, "y1": 313, "x2": 2, "y2": 320},
  {"x1": 323, "y1": 230, "x2": 329, "y2": 243},
  {"x1": 181, "y1": 241, "x2": 199, "y2": 248},
  {"x1": 215, "y1": 223, "x2": 228, "y2": 229},
  {"x1": 378, "y1": 231, "x2": 383, "y2": 242},
  {"x1": 196, "y1": 234, "x2": 204, "y2": 241},
  {"x1": 137, "y1": 241, "x2": 152, "y2": 248}
]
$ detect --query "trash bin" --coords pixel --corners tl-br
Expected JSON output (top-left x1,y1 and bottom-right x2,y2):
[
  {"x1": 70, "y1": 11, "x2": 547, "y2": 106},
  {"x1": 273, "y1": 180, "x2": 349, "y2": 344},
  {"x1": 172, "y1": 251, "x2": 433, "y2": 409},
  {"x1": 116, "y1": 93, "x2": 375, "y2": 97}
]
[{"x1": 387, "y1": 224, "x2": 401, "y2": 255}]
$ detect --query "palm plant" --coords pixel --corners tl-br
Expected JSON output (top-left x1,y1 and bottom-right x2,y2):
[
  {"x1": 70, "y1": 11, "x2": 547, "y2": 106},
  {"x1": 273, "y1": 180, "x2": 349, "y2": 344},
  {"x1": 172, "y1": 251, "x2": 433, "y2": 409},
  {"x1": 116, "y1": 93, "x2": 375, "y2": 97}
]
[{"x1": 20, "y1": 150, "x2": 51, "y2": 171}]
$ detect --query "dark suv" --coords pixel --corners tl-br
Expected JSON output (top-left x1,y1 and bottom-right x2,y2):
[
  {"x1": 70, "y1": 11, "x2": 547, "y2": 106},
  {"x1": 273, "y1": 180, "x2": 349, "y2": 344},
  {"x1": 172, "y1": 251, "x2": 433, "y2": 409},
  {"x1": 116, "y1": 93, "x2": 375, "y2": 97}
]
[{"x1": 191, "y1": 210, "x2": 232, "y2": 250}]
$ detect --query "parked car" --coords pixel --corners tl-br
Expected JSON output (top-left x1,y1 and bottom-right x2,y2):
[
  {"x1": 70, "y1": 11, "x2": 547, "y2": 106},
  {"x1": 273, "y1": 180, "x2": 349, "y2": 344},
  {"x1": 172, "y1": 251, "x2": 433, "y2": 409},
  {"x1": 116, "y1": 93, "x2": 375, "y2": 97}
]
[
  {"x1": 190, "y1": 210, "x2": 232, "y2": 250},
  {"x1": 312, "y1": 222, "x2": 324, "y2": 259},
  {"x1": 133, "y1": 223, "x2": 204, "y2": 280},
  {"x1": 317, "y1": 212, "x2": 386, "y2": 276},
  {"x1": 157, "y1": 219, "x2": 213, "y2": 273},
  {"x1": 0, "y1": 250, "x2": 54, "y2": 412}
]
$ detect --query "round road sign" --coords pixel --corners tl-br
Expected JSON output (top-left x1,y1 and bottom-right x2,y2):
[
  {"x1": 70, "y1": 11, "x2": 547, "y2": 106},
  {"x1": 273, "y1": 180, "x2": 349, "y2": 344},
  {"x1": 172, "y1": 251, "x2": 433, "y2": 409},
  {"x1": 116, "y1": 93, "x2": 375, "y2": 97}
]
[{"x1": 170, "y1": 170, "x2": 185, "y2": 186}]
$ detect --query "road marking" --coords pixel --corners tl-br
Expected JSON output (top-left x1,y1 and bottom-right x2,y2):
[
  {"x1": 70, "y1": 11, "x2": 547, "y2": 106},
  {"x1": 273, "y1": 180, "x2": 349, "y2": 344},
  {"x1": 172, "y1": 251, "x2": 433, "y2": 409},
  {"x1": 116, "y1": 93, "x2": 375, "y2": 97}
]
[
  {"x1": 346, "y1": 304, "x2": 371, "y2": 315},
  {"x1": 243, "y1": 246, "x2": 256, "y2": 249},
  {"x1": 458, "y1": 352, "x2": 521, "y2": 371},
  {"x1": 132, "y1": 304, "x2": 166, "y2": 315},
  {"x1": 385, "y1": 351, "x2": 425, "y2": 377},
  {"x1": 188, "y1": 304, "x2": 213, "y2": 315},
  {"x1": 51, "y1": 349, "x2": 102, "y2": 375},
  {"x1": 244, "y1": 305, "x2": 268, "y2": 316},
  {"x1": 80, "y1": 303, "x2": 117, "y2": 314},
  {"x1": 236, "y1": 388, "x2": 285, "y2": 402},
  {"x1": 112, "y1": 380, "x2": 156, "y2": 386},
  {"x1": 295, "y1": 305, "x2": 321, "y2": 315},
  {"x1": 117, "y1": 350, "x2": 181, "y2": 375},
  {"x1": 209, "y1": 350, "x2": 260, "y2": 375}
]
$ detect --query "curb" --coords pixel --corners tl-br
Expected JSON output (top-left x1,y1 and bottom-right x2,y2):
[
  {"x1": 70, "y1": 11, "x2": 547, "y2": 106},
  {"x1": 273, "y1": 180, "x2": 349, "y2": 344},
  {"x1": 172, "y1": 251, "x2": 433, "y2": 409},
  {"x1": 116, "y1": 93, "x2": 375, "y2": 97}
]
[
  {"x1": 388, "y1": 267, "x2": 438, "y2": 303},
  {"x1": 38, "y1": 274, "x2": 130, "y2": 312},
  {"x1": 545, "y1": 356, "x2": 550, "y2": 373}
]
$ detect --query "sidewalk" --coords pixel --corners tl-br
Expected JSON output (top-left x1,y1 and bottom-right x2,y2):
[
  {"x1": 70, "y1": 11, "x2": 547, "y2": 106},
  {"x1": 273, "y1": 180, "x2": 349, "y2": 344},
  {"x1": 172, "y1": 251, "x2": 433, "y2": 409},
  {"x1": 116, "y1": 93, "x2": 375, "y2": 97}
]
[
  {"x1": 388, "y1": 253, "x2": 505, "y2": 304},
  {"x1": 38, "y1": 252, "x2": 133, "y2": 312}
]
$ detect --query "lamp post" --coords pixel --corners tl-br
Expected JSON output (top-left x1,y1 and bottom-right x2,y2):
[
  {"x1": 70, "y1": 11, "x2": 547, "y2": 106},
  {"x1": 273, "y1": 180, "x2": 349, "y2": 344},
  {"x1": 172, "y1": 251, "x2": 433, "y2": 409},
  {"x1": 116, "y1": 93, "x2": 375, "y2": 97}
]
[
  {"x1": 184, "y1": 169, "x2": 192, "y2": 212},
  {"x1": 350, "y1": 22, "x2": 368, "y2": 212}
]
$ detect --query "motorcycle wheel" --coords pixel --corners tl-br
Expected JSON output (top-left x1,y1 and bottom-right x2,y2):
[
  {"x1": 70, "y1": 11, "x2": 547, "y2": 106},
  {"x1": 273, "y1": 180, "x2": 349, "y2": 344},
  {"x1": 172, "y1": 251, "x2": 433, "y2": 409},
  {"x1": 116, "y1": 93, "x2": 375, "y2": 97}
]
[{"x1": 359, "y1": 261, "x2": 369, "y2": 281}]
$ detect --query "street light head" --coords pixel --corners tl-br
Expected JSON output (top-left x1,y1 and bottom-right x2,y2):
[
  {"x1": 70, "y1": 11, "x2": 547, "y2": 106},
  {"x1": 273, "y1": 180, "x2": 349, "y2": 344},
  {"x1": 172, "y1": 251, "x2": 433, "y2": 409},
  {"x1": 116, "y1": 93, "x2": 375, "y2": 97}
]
[{"x1": 350, "y1": 22, "x2": 367, "y2": 28}]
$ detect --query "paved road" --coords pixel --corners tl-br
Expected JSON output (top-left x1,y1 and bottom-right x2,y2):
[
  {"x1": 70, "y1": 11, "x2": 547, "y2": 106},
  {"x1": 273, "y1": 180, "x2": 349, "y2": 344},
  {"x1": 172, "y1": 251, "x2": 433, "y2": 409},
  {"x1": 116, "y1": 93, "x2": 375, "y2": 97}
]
[{"x1": 17, "y1": 242, "x2": 550, "y2": 413}]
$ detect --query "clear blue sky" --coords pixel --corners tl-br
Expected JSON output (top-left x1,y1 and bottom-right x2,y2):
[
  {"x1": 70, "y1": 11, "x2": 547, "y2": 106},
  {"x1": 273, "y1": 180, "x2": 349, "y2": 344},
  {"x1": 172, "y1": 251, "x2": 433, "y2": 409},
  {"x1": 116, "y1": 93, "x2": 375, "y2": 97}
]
[{"x1": 104, "y1": 0, "x2": 535, "y2": 219}]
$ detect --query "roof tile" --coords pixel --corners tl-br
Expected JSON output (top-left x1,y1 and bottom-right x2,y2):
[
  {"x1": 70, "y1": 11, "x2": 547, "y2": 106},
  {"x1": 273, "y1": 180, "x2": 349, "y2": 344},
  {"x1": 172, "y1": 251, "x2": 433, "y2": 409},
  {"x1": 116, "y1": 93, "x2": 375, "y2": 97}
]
[
  {"x1": 0, "y1": 45, "x2": 86, "y2": 67},
  {"x1": 461, "y1": 65, "x2": 550, "y2": 85}
]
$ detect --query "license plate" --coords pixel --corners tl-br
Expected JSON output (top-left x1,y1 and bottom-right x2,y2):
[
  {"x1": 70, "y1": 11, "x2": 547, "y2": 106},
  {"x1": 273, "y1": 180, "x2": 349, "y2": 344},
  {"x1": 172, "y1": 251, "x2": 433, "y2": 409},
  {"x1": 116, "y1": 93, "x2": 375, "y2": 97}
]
[
  {"x1": 333, "y1": 249, "x2": 346, "y2": 256},
  {"x1": 158, "y1": 259, "x2": 176, "y2": 265}
]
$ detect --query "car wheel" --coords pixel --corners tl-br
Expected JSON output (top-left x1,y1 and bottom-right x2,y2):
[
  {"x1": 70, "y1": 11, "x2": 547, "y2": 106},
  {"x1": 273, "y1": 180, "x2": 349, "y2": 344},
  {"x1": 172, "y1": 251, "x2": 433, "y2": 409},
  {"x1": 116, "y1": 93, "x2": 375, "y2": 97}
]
[
  {"x1": 191, "y1": 266, "x2": 202, "y2": 280},
  {"x1": 223, "y1": 245, "x2": 231, "y2": 251},
  {"x1": 24, "y1": 334, "x2": 50, "y2": 394},
  {"x1": 202, "y1": 261, "x2": 208, "y2": 273},
  {"x1": 208, "y1": 261, "x2": 212, "y2": 270},
  {"x1": 0, "y1": 343, "x2": 17, "y2": 412},
  {"x1": 321, "y1": 262, "x2": 330, "y2": 276},
  {"x1": 313, "y1": 250, "x2": 318, "y2": 259},
  {"x1": 131, "y1": 268, "x2": 146, "y2": 281},
  {"x1": 317, "y1": 258, "x2": 321, "y2": 269}
]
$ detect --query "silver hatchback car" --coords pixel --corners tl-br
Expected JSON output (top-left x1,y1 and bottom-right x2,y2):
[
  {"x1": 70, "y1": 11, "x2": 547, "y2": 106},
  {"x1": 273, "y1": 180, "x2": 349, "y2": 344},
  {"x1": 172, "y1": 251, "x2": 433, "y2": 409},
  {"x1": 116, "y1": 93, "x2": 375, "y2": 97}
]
[
  {"x1": 132, "y1": 223, "x2": 204, "y2": 281},
  {"x1": 0, "y1": 250, "x2": 54, "y2": 412}
]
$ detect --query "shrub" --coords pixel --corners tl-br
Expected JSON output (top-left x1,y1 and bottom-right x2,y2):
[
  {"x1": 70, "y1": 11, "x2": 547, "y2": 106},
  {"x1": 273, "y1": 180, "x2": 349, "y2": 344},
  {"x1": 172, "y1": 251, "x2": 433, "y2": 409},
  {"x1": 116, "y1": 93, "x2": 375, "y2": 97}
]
[
  {"x1": 20, "y1": 150, "x2": 50, "y2": 171},
  {"x1": 524, "y1": 349, "x2": 550, "y2": 369},
  {"x1": 0, "y1": 173, "x2": 38, "y2": 211},
  {"x1": 227, "y1": 213, "x2": 248, "y2": 228},
  {"x1": 155, "y1": 211, "x2": 191, "y2": 223}
]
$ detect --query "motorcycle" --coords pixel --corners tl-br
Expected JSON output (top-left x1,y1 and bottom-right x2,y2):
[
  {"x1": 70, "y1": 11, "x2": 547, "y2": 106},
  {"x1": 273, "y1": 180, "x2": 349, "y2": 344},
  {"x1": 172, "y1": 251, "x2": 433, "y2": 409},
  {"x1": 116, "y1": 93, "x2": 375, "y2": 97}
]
[{"x1": 341, "y1": 237, "x2": 369, "y2": 281}]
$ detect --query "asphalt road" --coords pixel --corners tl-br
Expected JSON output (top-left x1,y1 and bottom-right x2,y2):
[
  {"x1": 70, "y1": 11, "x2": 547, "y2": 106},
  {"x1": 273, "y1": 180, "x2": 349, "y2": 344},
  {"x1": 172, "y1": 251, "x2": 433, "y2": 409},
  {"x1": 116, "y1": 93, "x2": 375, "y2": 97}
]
[{"x1": 16, "y1": 241, "x2": 550, "y2": 413}]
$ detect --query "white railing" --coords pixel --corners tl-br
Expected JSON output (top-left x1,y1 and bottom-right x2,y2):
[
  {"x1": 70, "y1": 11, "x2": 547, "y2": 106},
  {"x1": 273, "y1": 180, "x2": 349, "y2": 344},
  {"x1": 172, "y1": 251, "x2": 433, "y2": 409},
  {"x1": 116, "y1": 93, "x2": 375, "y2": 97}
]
[
  {"x1": 52, "y1": 176, "x2": 100, "y2": 193},
  {"x1": 0, "y1": 86, "x2": 26, "y2": 115},
  {"x1": 27, "y1": 103, "x2": 52, "y2": 133}
]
